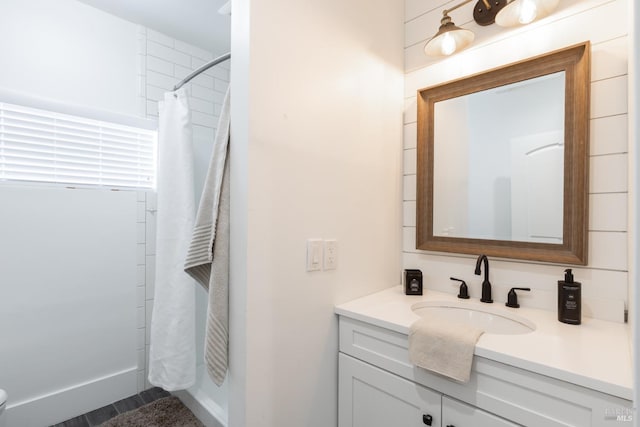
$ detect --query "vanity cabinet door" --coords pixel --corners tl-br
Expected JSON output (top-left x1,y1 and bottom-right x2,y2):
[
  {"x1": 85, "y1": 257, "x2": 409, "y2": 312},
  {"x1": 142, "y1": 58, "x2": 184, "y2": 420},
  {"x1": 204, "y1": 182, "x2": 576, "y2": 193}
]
[
  {"x1": 339, "y1": 353, "x2": 441, "y2": 427},
  {"x1": 442, "y1": 396, "x2": 521, "y2": 427}
]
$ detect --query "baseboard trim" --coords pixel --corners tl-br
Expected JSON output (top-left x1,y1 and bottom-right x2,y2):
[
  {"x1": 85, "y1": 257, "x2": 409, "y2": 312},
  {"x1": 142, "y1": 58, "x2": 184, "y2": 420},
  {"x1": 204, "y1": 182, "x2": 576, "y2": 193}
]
[
  {"x1": 173, "y1": 389, "x2": 226, "y2": 427},
  {"x1": 6, "y1": 367, "x2": 137, "y2": 427}
]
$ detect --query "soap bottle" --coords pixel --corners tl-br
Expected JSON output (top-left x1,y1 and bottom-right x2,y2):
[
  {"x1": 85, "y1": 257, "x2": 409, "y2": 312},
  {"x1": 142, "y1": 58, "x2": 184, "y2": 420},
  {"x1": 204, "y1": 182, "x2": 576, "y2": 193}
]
[{"x1": 558, "y1": 268, "x2": 581, "y2": 325}]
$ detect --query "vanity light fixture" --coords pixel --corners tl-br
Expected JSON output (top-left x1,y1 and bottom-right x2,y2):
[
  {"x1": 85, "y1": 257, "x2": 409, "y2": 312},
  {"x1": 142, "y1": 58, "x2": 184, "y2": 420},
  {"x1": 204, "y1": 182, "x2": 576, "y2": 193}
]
[
  {"x1": 424, "y1": 0, "x2": 507, "y2": 57},
  {"x1": 424, "y1": 0, "x2": 560, "y2": 57},
  {"x1": 495, "y1": 0, "x2": 560, "y2": 26},
  {"x1": 423, "y1": 11, "x2": 475, "y2": 57}
]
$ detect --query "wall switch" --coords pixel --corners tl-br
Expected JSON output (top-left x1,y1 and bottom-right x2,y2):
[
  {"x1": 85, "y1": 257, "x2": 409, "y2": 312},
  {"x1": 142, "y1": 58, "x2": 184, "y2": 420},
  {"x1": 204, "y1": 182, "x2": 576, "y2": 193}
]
[
  {"x1": 324, "y1": 239, "x2": 338, "y2": 270},
  {"x1": 306, "y1": 239, "x2": 323, "y2": 272}
]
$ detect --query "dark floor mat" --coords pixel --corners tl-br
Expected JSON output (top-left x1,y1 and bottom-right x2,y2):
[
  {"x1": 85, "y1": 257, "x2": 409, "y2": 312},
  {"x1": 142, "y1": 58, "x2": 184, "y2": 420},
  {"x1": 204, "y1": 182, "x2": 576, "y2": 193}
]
[{"x1": 99, "y1": 396, "x2": 204, "y2": 427}]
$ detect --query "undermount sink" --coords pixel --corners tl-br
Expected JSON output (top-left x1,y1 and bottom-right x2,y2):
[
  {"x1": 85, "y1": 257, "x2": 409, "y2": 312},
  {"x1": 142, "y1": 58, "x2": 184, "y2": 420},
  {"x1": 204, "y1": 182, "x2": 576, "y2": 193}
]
[{"x1": 411, "y1": 300, "x2": 536, "y2": 335}]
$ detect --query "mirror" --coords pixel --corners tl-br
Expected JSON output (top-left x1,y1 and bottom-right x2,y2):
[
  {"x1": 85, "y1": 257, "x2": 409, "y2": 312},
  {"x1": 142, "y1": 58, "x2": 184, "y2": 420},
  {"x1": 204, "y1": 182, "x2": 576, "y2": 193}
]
[
  {"x1": 416, "y1": 42, "x2": 590, "y2": 264},
  {"x1": 433, "y1": 72, "x2": 566, "y2": 243}
]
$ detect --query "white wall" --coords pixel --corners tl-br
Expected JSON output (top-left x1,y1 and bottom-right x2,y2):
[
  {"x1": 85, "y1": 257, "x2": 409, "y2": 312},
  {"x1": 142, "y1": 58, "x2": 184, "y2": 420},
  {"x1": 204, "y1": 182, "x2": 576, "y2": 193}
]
[
  {"x1": 629, "y1": 0, "x2": 639, "y2": 421},
  {"x1": 0, "y1": 2, "x2": 144, "y2": 424},
  {"x1": 229, "y1": 0, "x2": 405, "y2": 425},
  {"x1": 0, "y1": 187, "x2": 138, "y2": 427},
  {"x1": 432, "y1": 98, "x2": 470, "y2": 237},
  {"x1": 0, "y1": 0, "x2": 139, "y2": 117},
  {"x1": 403, "y1": 0, "x2": 630, "y2": 323}
]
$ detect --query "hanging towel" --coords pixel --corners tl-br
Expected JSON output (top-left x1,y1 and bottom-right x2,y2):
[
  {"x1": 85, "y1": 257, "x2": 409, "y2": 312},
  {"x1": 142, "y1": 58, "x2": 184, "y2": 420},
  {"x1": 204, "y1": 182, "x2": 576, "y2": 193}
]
[
  {"x1": 148, "y1": 89, "x2": 197, "y2": 391},
  {"x1": 184, "y1": 87, "x2": 231, "y2": 386},
  {"x1": 408, "y1": 317, "x2": 483, "y2": 383}
]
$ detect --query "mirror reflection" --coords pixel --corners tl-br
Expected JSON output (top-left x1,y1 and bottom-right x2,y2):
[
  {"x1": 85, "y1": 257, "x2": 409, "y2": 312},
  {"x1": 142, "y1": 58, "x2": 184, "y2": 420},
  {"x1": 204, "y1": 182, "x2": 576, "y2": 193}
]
[
  {"x1": 433, "y1": 72, "x2": 565, "y2": 243},
  {"x1": 417, "y1": 42, "x2": 590, "y2": 264}
]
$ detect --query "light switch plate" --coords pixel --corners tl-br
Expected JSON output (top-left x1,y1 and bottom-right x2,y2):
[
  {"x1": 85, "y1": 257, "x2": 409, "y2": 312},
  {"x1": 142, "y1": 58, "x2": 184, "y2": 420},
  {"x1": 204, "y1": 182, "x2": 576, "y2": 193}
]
[{"x1": 306, "y1": 239, "x2": 323, "y2": 272}]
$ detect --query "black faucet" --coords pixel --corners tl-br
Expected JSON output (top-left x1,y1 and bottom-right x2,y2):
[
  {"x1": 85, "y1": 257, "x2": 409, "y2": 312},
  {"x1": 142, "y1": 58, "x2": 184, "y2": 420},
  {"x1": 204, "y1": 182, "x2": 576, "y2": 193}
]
[{"x1": 474, "y1": 254, "x2": 493, "y2": 303}]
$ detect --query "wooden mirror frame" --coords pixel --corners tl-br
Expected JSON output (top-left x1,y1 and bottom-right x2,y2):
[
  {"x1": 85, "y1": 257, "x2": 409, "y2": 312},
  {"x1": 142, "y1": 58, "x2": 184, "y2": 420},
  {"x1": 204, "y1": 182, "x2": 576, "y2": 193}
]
[{"x1": 416, "y1": 42, "x2": 590, "y2": 265}]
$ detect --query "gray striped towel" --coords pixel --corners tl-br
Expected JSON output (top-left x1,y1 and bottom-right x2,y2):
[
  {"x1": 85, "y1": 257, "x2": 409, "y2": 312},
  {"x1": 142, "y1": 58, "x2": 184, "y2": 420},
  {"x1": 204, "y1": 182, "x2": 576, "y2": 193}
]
[{"x1": 184, "y1": 87, "x2": 230, "y2": 386}]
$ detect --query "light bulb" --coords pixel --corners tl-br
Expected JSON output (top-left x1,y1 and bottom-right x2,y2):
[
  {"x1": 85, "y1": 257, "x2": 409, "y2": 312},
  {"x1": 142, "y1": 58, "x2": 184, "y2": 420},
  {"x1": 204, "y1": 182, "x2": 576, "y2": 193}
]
[
  {"x1": 441, "y1": 32, "x2": 457, "y2": 56},
  {"x1": 518, "y1": 0, "x2": 538, "y2": 24}
]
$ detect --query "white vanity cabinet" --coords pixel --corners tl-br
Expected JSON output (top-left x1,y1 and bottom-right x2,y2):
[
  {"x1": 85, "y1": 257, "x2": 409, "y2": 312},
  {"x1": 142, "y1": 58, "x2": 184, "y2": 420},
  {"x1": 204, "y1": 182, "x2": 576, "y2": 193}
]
[
  {"x1": 338, "y1": 316, "x2": 632, "y2": 427},
  {"x1": 339, "y1": 353, "x2": 520, "y2": 427},
  {"x1": 339, "y1": 353, "x2": 441, "y2": 427},
  {"x1": 441, "y1": 397, "x2": 519, "y2": 427}
]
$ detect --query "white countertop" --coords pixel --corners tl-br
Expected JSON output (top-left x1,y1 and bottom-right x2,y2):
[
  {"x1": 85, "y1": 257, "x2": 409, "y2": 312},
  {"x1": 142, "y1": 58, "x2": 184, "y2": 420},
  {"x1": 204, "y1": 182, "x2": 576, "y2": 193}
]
[{"x1": 335, "y1": 286, "x2": 633, "y2": 400}]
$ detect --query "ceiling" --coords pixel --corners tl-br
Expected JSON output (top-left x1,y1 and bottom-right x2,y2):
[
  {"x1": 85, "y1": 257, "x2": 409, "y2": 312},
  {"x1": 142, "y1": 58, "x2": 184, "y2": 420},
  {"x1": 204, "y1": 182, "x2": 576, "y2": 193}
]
[{"x1": 76, "y1": 0, "x2": 231, "y2": 54}]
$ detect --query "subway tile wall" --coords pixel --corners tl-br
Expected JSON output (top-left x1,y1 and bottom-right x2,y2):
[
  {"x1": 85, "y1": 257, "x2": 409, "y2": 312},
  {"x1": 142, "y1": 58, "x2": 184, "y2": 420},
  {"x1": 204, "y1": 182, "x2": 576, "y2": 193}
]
[
  {"x1": 135, "y1": 26, "x2": 230, "y2": 392},
  {"x1": 402, "y1": 0, "x2": 629, "y2": 322}
]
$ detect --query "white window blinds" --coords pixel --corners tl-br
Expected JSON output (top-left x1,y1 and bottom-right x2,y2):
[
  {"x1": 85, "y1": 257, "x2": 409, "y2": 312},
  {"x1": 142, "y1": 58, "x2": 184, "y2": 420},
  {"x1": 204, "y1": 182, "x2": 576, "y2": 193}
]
[{"x1": 0, "y1": 102, "x2": 157, "y2": 189}]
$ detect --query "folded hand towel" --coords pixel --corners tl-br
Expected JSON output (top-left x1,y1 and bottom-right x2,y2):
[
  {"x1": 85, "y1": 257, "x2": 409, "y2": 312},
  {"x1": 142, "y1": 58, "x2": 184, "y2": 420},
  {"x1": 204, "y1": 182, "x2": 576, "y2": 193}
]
[{"x1": 408, "y1": 317, "x2": 484, "y2": 383}]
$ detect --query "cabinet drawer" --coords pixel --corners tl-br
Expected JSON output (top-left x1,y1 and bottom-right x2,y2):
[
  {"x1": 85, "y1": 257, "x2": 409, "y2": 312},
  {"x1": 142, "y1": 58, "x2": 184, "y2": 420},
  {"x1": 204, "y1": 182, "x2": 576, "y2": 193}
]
[{"x1": 442, "y1": 396, "x2": 520, "y2": 427}]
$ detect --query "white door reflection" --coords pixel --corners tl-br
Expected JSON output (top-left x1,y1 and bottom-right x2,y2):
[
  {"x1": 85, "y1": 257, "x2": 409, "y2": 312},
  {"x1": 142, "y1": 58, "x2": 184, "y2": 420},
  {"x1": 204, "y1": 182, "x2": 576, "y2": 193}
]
[{"x1": 510, "y1": 131, "x2": 564, "y2": 243}]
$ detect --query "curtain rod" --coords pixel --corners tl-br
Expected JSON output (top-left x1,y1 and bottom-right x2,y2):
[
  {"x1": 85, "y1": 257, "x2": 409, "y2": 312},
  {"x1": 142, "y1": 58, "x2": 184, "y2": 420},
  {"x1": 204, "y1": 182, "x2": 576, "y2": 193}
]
[{"x1": 173, "y1": 52, "x2": 231, "y2": 91}]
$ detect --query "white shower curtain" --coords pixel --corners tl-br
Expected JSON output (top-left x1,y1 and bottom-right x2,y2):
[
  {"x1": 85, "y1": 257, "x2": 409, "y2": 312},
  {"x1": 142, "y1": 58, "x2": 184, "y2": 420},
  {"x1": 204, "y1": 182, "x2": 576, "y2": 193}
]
[{"x1": 148, "y1": 88, "x2": 196, "y2": 391}]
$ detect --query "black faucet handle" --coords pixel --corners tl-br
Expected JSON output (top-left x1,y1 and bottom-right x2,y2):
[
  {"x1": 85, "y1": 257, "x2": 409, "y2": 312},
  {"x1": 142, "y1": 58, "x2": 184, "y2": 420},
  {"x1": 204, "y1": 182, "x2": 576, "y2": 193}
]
[
  {"x1": 506, "y1": 287, "x2": 531, "y2": 308},
  {"x1": 450, "y1": 277, "x2": 470, "y2": 299}
]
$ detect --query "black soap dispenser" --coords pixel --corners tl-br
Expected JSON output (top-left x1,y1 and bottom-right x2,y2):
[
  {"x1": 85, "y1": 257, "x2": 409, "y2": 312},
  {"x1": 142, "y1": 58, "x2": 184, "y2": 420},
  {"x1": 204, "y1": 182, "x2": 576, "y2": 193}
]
[
  {"x1": 404, "y1": 269, "x2": 423, "y2": 295},
  {"x1": 558, "y1": 268, "x2": 581, "y2": 325}
]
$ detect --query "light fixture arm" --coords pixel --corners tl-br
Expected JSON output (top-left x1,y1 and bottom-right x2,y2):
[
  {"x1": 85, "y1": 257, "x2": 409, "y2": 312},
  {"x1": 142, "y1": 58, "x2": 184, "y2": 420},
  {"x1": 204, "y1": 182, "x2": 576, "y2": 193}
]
[
  {"x1": 443, "y1": 0, "x2": 475, "y2": 16},
  {"x1": 443, "y1": 0, "x2": 498, "y2": 25}
]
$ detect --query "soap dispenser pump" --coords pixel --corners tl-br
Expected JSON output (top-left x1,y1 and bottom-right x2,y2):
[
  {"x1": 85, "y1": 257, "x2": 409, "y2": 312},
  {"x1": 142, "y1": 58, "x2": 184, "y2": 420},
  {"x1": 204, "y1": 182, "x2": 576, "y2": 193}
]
[{"x1": 558, "y1": 268, "x2": 581, "y2": 325}]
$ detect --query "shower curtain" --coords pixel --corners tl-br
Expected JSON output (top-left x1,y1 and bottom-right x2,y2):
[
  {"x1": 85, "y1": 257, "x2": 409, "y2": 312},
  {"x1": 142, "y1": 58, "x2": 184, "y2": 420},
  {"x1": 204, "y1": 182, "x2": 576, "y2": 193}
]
[{"x1": 148, "y1": 88, "x2": 197, "y2": 391}]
